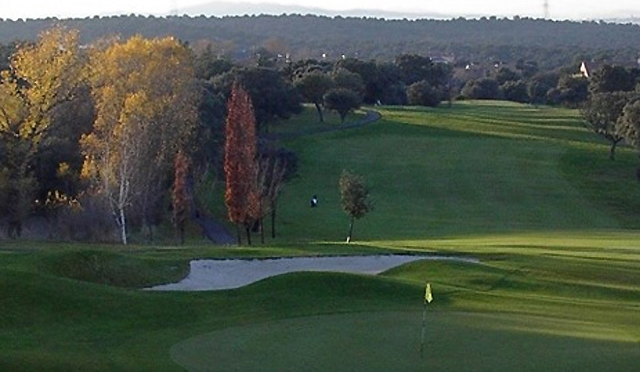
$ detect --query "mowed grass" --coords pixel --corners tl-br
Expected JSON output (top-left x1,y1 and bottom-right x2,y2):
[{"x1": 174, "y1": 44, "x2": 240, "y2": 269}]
[
  {"x1": 171, "y1": 312, "x2": 639, "y2": 372},
  {"x1": 277, "y1": 101, "x2": 640, "y2": 241},
  {"x1": 2, "y1": 101, "x2": 640, "y2": 371}
]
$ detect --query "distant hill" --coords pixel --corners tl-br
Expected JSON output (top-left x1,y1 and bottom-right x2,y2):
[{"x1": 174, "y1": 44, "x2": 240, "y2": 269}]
[
  {"x1": 1, "y1": 14, "x2": 640, "y2": 69},
  {"x1": 177, "y1": 1, "x2": 447, "y2": 19}
]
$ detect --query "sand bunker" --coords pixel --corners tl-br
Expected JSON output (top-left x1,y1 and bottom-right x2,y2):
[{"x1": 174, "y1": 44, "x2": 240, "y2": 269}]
[{"x1": 149, "y1": 255, "x2": 477, "y2": 291}]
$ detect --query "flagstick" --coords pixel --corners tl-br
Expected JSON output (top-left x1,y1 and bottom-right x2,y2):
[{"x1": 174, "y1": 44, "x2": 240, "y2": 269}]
[
  {"x1": 420, "y1": 282, "x2": 433, "y2": 359},
  {"x1": 420, "y1": 295, "x2": 427, "y2": 359}
]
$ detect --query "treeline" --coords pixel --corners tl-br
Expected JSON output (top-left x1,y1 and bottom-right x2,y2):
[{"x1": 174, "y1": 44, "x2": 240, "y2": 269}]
[
  {"x1": 1, "y1": 14, "x2": 640, "y2": 69},
  {"x1": 0, "y1": 25, "x2": 464, "y2": 244},
  {"x1": 0, "y1": 24, "x2": 637, "y2": 244}
]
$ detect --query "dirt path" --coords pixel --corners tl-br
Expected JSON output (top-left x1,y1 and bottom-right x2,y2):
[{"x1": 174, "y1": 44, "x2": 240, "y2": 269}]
[{"x1": 194, "y1": 214, "x2": 236, "y2": 245}]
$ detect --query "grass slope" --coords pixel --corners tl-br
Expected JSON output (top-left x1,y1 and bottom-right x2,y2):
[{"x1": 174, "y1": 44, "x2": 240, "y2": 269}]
[
  {"x1": 278, "y1": 101, "x2": 639, "y2": 241},
  {"x1": 2, "y1": 101, "x2": 640, "y2": 370},
  {"x1": 171, "y1": 312, "x2": 639, "y2": 372}
]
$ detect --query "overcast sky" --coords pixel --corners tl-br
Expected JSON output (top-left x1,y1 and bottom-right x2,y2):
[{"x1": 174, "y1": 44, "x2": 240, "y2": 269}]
[{"x1": 1, "y1": 0, "x2": 639, "y2": 20}]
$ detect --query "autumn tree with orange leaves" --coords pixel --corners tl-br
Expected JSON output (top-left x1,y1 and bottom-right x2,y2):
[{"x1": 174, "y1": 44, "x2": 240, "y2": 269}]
[{"x1": 224, "y1": 83, "x2": 260, "y2": 245}]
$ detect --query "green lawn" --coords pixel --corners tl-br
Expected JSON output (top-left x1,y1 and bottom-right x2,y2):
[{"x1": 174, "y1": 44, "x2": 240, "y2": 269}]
[
  {"x1": 278, "y1": 101, "x2": 640, "y2": 241},
  {"x1": 171, "y1": 311, "x2": 639, "y2": 372},
  {"x1": 1, "y1": 101, "x2": 640, "y2": 371}
]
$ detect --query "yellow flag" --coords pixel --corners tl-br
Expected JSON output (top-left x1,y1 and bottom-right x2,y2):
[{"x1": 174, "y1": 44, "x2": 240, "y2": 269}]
[{"x1": 425, "y1": 283, "x2": 433, "y2": 304}]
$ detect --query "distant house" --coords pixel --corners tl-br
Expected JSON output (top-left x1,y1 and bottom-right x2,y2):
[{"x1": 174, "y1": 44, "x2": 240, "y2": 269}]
[
  {"x1": 579, "y1": 61, "x2": 605, "y2": 79},
  {"x1": 579, "y1": 62, "x2": 590, "y2": 78}
]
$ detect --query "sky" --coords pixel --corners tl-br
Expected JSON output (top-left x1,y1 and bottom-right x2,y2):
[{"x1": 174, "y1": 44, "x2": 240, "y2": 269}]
[{"x1": 1, "y1": 0, "x2": 640, "y2": 21}]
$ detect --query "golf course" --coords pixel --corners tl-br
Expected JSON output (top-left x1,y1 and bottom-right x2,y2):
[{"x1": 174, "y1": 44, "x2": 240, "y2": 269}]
[{"x1": 2, "y1": 101, "x2": 640, "y2": 371}]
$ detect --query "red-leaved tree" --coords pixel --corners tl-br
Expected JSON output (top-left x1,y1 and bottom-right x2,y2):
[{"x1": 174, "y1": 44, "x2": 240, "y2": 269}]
[{"x1": 224, "y1": 82, "x2": 260, "y2": 245}]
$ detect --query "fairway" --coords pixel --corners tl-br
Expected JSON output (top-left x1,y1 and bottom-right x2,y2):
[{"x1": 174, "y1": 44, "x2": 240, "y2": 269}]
[
  {"x1": 171, "y1": 311, "x2": 640, "y2": 372},
  {"x1": 3, "y1": 102, "x2": 640, "y2": 371}
]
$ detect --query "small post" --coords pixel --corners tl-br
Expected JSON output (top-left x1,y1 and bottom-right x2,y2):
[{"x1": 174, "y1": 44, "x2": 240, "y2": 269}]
[{"x1": 420, "y1": 282, "x2": 433, "y2": 359}]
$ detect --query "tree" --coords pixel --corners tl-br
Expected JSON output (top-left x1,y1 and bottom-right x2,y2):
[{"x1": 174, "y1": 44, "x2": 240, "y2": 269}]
[
  {"x1": 172, "y1": 151, "x2": 190, "y2": 244},
  {"x1": 324, "y1": 88, "x2": 362, "y2": 124},
  {"x1": 589, "y1": 65, "x2": 640, "y2": 94},
  {"x1": 461, "y1": 78, "x2": 501, "y2": 100},
  {"x1": 395, "y1": 54, "x2": 434, "y2": 85},
  {"x1": 395, "y1": 54, "x2": 452, "y2": 90},
  {"x1": 501, "y1": 80, "x2": 529, "y2": 103},
  {"x1": 224, "y1": 82, "x2": 260, "y2": 245},
  {"x1": 332, "y1": 68, "x2": 365, "y2": 97},
  {"x1": 515, "y1": 59, "x2": 538, "y2": 78},
  {"x1": 527, "y1": 72, "x2": 558, "y2": 105},
  {"x1": 294, "y1": 71, "x2": 334, "y2": 122},
  {"x1": 215, "y1": 66, "x2": 302, "y2": 132},
  {"x1": 339, "y1": 170, "x2": 372, "y2": 243},
  {"x1": 255, "y1": 148, "x2": 288, "y2": 242},
  {"x1": 549, "y1": 75, "x2": 589, "y2": 107},
  {"x1": 377, "y1": 61, "x2": 407, "y2": 105},
  {"x1": 81, "y1": 36, "x2": 198, "y2": 244},
  {"x1": 495, "y1": 67, "x2": 519, "y2": 85},
  {"x1": 581, "y1": 92, "x2": 633, "y2": 160},
  {"x1": 0, "y1": 42, "x2": 17, "y2": 73},
  {"x1": 406, "y1": 80, "x2": 442, "y2": 107},
  {"x1": 616, "y1": 99, "x2": 640, "y2": 151},
  {"x1": 0, "y1": 27, "x2": 85, "y2": 237},
  {"x1": 334, "y1": 58, "x2": 383, "y2": 104}
]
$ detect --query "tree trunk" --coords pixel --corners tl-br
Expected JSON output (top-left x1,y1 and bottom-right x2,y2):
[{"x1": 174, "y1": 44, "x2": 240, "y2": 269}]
[
  {"x1": 245, "y1": 224, "x2": 252, "y2": 246},
  {"x1": 236, "y1": 225, "x2": 242, "y2": 245},
  {"x1": 610, "y1": 139, "x2": 621, "y2": 161},
  {"x1": 271, "y1": 205, "x2": 277, "y2": 239},
  {"x1": 119, "y1": 207, "x2": 128, "y2": 245},
  {"x1": 315, "y1": 102, "x2": 324, "y2": 123},
  {"x1": 347, "y1": 216, "x2": 355, "y2": 243},
  {"x1": 260, "y1": 218, "x2": 265, "y2": 244}
]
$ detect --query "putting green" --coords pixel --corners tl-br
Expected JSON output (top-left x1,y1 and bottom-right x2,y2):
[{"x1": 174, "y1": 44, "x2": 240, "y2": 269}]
[{"x1": 170, "y1": 311, "x2": 639, "y2": 371}]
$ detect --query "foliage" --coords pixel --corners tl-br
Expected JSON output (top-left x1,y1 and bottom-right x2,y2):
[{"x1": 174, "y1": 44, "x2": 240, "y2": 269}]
[
  {"x1": 406, "y1": 80, "x2": 443, "y2": 107},
  {"x1": 527, "y1": 72, "x2": 560, "y2": 104},
  {"x1": 215, "y1": 66, "x2": 302, "y2": 131},
  {"x1": 81, "y1": 35, "x2": 198, "y2": 244},
  {"x1": 616, "y1": 99, "x2": 640, "y2": 150},
  {"x1": 323, "y1": 88, "x2": 362, "y2": 124},
  {"x1": 334, "y1": 58, "x2": 388, "y2": 104},
  {"x1": 0, "y1": 42, "x2": 17, "y2": 72},
  {"x1": 549, "y1": 75, "x2": 589, "y2": 107},
  {"x1": 494, "y1": 67, "x2": 519, "y2": 85},
  {"x1": 396, "y1": 54, "x2": 452, "y2": 88},
  {"x1": 332, "y1": 68, "x2": 365, "y2": 97},
  {"x1": 589, "y1": 64, "x2": 640, "y2": 94},
  {"x1": 501, "y1": 80, "x2": 530, "y2": 103},
  {"x1": 194, "y1": 46, "x2": 234, "y2": 80},
  {"x1": 338, "y1": 169, "x2": 372, "y2": 243},
  {"x1": 0, "y1": 26, "x2": 85, "y2": 237},
  {"x1": 581, "y1": 92, "x2": 634, "y2": 160},
  {"x1": 461, "y1": 78, "x2": 501, "y2": 100},
  {"x1": 293, "y1": 70, "x2": 334, "y2": 122},
  {"x1": 255, "y1": 147, "x2": 289, "y2": 241},
  {"x1": 49, "y1": 193, "x2": 117, "y2": 242},
  {"x1": 172, "y1": 151, "x2": 190, "y2": 245},
  {"x1": 224, "y1": 83, "x2": 260, "y2": 245},
  {"x1": 4, "y1": 16, "x2": 640, "y2": 70}
]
